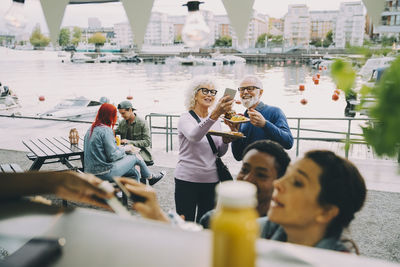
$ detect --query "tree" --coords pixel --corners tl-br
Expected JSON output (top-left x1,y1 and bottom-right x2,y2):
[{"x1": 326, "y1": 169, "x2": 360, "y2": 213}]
[
  {"x1": 256, "y1": 33, "x2": 267, "y2": 47},
  {"x1": 214, "y1": 36, "x2": 232, "y2": 47},
  {"x1": 269, "y1": 35, "x2": 283, "y2": 46},
  {"x1": 71, "y1": 27, "x2": 81, "y2": 46},
  {"x1": 174, "y1": 34, "x2": 182, "y2": 44},
  {"x1": 58, "y1": 28, "x2": 70, "y2": 47},
  {"x1": 381, "y1": 36, "x2": 397, "y2": 47},
  {"x1": 326, "y1": 30, "x2": 333, "y2": 44},
  {"x1": 89, "y1": 32, "x2": 106, "y2": 52},
  {"x1": 29, "y1": 26, "x2": 50, "y2": 48}
]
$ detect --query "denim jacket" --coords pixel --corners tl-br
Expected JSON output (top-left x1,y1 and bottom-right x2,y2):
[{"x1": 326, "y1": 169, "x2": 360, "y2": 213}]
[{"x1": 84, "y1": 125, "x2": 125, "y2": 175}]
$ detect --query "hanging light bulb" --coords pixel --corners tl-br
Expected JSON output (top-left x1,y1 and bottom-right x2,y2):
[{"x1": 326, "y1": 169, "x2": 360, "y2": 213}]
[
  {"x1": 4, "y1": 0, "x2": 27, "y2": 34},
  {"x1": 182, "y1": 1, "x2": 210, "y2": 48}
]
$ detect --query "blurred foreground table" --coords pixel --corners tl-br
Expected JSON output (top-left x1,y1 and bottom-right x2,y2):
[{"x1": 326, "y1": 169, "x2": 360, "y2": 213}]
[{"x1": 0, "y1": 200, "x2": 398, "y2": 267}]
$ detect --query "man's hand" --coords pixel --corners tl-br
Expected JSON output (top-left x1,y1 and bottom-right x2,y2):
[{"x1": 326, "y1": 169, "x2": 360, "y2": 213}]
[
  {"x1": 117, "y1": 178, "x2": 170, "y2": 223},
  {"x1": 248, "y1": 108, "x2": 266, "y2": 128},
  {"x1": 54, "y1": 172, "x2": 113, "y2": 209}
]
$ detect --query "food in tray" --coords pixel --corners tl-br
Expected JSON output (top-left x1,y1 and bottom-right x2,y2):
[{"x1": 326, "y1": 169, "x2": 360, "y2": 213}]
[
  {"x1": 228, "y1": 131, "x2": 244, "y2": 137},
  {"x1": 224, "y1": 110, "x2": 248, "y2": 122},
  {"x1": 224, "y1": 110, "x2": 236, "y2": 120},
  {"x1": 208, "y1": 130, "x2": 245, "y2": 138},
  {"x1": 230, "y1": 114, "x2": 248, "y2": 122}
]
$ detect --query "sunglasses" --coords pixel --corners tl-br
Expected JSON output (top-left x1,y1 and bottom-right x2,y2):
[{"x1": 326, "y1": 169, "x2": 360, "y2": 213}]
[
  {"x1": 197, "y1": 88, "x2": 218, "y2": 96},
  {"x1": 238, "y1": 86, "x2": 260, "y2": 92}
]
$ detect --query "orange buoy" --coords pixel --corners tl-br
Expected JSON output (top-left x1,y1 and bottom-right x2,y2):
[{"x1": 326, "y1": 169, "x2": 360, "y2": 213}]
[
  {"x1": 316, "y1": 73, "x2": 320, "y2": 79},
  {"x1": 126, "y1": 95, "x2": 133, "y2": 100},
  {"x1": 319, "y1": 66, "x2": 322, "y2": 71},
  {"x1": 314, "y1": 79, "x2": 319, "y2": 85},
  {"x1": 38, "y1": 96, "x2": 45, "y2": 101},
  {"x1": 332, "y1": 93, "x2": 339, "y2": 101},
  {"x1": 299, "y1": 85, "x2": 305, "y2": 91},
  {"x1": 334, "y1": 89, "x2": 341, "y2": 95},
  {"x1": 300, "y1": 98, "x2": 308, "y2": 105}
]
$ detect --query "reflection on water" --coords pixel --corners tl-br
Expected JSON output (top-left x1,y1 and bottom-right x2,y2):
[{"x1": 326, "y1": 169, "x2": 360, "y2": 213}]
[{"x1": 0, "y1": 49, "x2": 345, "y2": 118}]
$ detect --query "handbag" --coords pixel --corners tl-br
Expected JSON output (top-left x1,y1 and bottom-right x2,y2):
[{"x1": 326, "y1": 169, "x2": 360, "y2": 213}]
[{"x1": 189, "y1": 110, "x2": 233, "y2": 182}]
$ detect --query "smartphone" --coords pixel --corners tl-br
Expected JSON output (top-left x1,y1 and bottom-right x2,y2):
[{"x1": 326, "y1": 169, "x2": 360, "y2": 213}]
[
  {"x1": 224, "y1": 88, "x2": 236, "y2": 100},
  {"x1": 112, "y1": 177, "x2": 146, "y2": 204}
]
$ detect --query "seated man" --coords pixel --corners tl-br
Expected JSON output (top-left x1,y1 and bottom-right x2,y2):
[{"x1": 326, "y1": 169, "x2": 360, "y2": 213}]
[{"x1": 116, "y1": 101, "x2": 154, "y2": 166}]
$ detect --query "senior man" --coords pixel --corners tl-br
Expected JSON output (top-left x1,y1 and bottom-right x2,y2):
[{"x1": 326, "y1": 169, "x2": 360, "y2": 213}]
[
  {"x1": 228, "y1": 75, "x2": 293, "y2": 161},
  {"x1": 116, "y1": 101, "x2": 154, "y2": 166}
]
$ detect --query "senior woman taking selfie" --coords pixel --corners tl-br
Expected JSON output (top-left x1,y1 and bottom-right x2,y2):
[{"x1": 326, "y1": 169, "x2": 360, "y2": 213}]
[{"x1": 174, "y1": 76, "x2": 234, "y2": 222}]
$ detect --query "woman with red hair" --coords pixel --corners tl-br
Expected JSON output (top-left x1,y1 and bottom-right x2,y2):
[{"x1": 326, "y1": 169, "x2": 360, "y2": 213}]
[{"x1": 84, "y1": 103, "x2": 165, "y2": 184}]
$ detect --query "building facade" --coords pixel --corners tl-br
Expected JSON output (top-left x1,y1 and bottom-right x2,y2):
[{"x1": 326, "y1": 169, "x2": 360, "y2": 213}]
[
  {"x1": 284, "y1": 5, "x2": 311, "y2": 47},
  {"x1": 372, "y1": 0, "x2": 400, "y2": 38},
  {"x1": 334, "y1": 1, "x2": 365, "y2": 48},
  {"x1": 309, "y1": 11, "x2": 338, "y2": 41}
]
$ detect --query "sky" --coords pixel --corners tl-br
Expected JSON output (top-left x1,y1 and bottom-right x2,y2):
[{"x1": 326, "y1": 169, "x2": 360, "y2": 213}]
[{"x1": 0, "y1": 0, "x2": 350, "y2": 34}]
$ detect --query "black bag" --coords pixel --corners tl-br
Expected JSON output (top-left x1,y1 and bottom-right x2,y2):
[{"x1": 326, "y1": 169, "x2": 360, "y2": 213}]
[{"x1": 189, "y1": 110, "x2": 233, "y2": 182}]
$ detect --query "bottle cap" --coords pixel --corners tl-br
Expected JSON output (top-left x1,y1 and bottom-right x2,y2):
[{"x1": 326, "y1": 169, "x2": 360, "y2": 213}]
[{"x1": 216, "y1": 181, "x2": 257, "y2": 208}]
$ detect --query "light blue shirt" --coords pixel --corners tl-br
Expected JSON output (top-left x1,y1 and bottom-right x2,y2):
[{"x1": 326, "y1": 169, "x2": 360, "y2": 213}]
[{"x1": 84, "y1": 125, "x2": 125, "y2": 175}]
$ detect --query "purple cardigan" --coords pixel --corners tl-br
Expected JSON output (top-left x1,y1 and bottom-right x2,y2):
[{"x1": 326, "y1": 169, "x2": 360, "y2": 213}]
[{"x1": 174, "y1": 112, "x2": 228, "y2": 183}]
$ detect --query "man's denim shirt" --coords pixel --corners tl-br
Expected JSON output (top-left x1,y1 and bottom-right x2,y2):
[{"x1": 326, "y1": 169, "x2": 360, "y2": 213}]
[{"x1": 84, "y1": 125, "x2": 125, "y2": 175}]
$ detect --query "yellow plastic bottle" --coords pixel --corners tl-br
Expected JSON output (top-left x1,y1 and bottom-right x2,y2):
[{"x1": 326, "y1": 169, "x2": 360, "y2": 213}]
[{"x1": 211, "y1": 181, "x2": 258, "y2": 267}]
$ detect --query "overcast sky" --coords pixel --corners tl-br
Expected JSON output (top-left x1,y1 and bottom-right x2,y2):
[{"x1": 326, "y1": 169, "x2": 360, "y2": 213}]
[{"x1": 0, "y1": 0, "x2": 352, "y2": 34}]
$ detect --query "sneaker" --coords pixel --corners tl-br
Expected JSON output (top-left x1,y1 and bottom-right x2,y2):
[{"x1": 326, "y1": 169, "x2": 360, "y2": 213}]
[{"x1": 149, "y1": 170, "x2": 166, "y2": 186}]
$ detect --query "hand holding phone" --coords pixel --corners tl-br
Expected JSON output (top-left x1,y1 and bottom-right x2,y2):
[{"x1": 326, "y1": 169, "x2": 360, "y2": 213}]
[
  {"x1": 223, "y1": 88, "x2": 236, "y2": 100},
  {"x1": 112, "y1": 177, "x2": 146, "y2": 204}
]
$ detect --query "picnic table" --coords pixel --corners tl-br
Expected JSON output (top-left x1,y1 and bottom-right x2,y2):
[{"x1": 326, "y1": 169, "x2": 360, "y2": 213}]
[{"x1": 22, "y1": 137, "x2": 84, "y2": 171}]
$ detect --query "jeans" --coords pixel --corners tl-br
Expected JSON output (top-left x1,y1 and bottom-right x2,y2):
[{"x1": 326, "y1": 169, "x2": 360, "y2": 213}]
[{"x1": 98, "y1": 154, "x2": 151, "y2": 182}]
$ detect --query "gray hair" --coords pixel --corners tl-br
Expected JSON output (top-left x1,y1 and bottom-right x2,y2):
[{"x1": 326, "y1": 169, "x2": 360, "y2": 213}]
[
  {"x1": 184, "y1": 76, "x2": 218, "y2": 110},
  {"x1": 240, "y1": 75, "x2": 263, "y2": 89}
]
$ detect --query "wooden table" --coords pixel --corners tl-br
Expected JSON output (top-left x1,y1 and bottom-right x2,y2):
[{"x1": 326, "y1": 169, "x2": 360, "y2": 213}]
[{"x1": 22, "y1": 137, "x2": 84, "y2": 171}]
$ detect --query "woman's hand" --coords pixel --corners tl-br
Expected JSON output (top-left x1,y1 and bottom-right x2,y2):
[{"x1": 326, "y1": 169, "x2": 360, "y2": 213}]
[
  {"x1": 210, "y1": 95, "x2": 234, "y2": 120},
  {"x1": 116, "y1": 178, "x2": 170, "y2": 223},
  {"x1": 53, "y1": 171, "x2": 113, "y2": 209},
  {"x1": 222, "y1": 136, "x2": 235, "y2": 144},
  {"x1": 223, "y1": 118, "x2": 240, "y2": 132},
  {"x1": 123, "y1": 144, "x2": 135, "y2": 153}
]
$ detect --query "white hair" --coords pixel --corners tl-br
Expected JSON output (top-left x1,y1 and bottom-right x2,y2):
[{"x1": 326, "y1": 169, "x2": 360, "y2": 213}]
[
  {"x1": 240, "y1": 75, "x2": 263, "y2": 89},
  {"x1": 184, "y1": 76, "x2": 218, "y2": 110}
]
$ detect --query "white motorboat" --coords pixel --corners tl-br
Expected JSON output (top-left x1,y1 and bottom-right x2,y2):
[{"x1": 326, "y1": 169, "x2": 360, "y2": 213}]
[
  {"x1": 98, "y1": 53, "x2": 121, "y2": 63},
  {"x1": 70, "y1": 53, "x2": 96, "y2": 63},
  {"x1": 211, "y1": 53, "x2": 246, "y2": 65},
  {"x1": 0, "y1": 86, "x2": 20, "y2": 112},
  {"x1": 38, "y1": 96, "x2": 109, "y2": 120}
]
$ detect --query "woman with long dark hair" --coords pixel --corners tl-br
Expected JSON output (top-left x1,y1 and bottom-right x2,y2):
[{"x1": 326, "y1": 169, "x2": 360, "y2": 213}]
[{"x1": 84, "y1": 103, "x2": 164, "y2": 185}]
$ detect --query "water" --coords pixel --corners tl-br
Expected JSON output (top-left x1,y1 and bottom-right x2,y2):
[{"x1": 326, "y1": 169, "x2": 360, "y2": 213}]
[
  {"x1": 0, "y1": 48, "x2": 346, "y2": 118},
  {"x1": 1, "y1": 47, "x2": 371, "y2": 159}
]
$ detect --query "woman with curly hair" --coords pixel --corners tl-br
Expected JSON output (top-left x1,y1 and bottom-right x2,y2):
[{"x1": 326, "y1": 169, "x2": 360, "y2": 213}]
[{"x1": 174, "y1": 76, "x2": 234, "y2": 222}]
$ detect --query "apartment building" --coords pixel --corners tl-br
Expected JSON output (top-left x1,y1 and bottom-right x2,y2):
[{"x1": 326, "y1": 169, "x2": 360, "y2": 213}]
[
  {"x1": 144, "y1": 12, "x2": 174, "y2": 46},
  {"x1": 247, "y1": 11, "x2": 269, "y2": 47},
  {"x1": 372, "y1": 0, "x2": 400, "y2": 38},
  {"x1": 334, "y1": 1, "x2": 365, "y2": 48},
  {"x1": 284, "y1": 5, "x2": 311, "y2": 47},
  {"x1": 269, "y1": 18, "x2": 284, "y2": 35},
  {"x1": 309, "y1": 11, "x2": 338, "y2": 41},
  {"x1": 114, "y1": 22, "x2": 133, "y2": 48}
]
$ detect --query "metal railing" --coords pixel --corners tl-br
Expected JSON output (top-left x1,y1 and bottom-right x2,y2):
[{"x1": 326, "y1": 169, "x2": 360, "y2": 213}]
[{"x1": 145, "y1": 113, "x2": 374, "y2": 158}]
